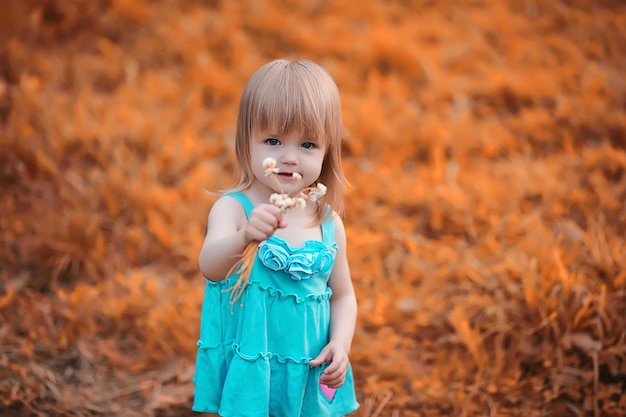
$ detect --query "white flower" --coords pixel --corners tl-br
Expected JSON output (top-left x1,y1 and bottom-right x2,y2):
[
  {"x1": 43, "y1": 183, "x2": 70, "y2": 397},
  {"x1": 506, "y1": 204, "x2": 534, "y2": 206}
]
[
  {"x1": 292, "y1": 172, "x2": 302, "y2": 181},
  {"x1": 309, "y1": 182, "x2": 327, "y2": 203},
  {"x1": 263, "y1": 157, "x2": 279, "y2": 176},
  {"x1": 294, "y1": 197, "x2": 307, "y2": 210},
  {"x1": 269, "y1": 193, "x2": 282, "y2": 205},
  {"x1": 276, "y1": 197, "x2": 295, "y2": 211},
  {"x1": 269, "y1": 193, "x2": 298, "y2": 211}
]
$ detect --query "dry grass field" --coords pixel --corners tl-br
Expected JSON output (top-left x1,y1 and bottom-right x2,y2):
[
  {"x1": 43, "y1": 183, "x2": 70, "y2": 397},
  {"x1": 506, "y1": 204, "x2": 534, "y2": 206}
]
[{"x1": 1, "y1": 0, "x2": 625, "y2": 416}]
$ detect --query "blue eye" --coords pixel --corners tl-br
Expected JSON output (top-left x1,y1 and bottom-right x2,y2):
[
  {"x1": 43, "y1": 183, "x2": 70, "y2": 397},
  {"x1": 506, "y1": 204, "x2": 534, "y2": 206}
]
[
  {"x1": 301, "y1": 142, "x2": 316, "y2": 149},
  {"x1": 266, "y1": 138, "x2": 281, "y2": 146}
]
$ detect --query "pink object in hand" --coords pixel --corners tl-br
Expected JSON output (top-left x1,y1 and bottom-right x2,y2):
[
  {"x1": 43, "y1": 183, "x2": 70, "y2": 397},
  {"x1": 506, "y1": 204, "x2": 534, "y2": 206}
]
[{"x1": 320, "y1": 383, "x2": 336, "y2": 401}]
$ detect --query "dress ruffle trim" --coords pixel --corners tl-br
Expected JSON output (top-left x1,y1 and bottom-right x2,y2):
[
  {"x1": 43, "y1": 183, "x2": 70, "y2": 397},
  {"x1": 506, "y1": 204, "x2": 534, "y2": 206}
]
[
  {"x1": 197, "y1": 339, "x2": 315, "y2": 365},
  {"x1": 211, "y1": 277, "x2": 333, "y2": 304}
]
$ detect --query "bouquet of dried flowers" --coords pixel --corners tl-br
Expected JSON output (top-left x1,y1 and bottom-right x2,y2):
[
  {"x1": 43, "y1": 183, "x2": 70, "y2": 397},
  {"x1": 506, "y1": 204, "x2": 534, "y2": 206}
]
[{"x1": 226, "y1": 157, "x2": 327, "y2": 306}]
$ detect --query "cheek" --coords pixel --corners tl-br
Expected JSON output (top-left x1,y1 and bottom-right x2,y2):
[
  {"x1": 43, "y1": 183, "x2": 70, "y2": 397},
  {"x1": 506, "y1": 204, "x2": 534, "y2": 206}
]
[
  {"x1": 313, "y1": 156, "x2": 325, "y2": 179},
  {"x1": 318, "y1": 152, "x2": 329, "y2": 172}
]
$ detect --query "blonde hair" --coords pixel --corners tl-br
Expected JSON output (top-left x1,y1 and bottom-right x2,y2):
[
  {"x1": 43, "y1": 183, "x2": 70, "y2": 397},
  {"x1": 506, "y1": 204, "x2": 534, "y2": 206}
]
[{"x1": 234, "y1": 59, "x2": 348, "y2": 221}]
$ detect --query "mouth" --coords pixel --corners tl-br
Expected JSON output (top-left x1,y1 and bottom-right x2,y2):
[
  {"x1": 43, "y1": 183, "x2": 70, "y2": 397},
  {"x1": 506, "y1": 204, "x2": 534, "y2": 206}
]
[{"x1": 277, "y1": 172, "x2": 299, "y2": 179}]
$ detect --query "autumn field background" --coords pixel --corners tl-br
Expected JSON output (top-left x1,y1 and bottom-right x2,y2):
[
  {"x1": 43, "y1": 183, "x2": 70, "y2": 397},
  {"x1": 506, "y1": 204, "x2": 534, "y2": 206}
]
[{"x1": 1, "y1": 0, "x2": 625, "y2": 416}]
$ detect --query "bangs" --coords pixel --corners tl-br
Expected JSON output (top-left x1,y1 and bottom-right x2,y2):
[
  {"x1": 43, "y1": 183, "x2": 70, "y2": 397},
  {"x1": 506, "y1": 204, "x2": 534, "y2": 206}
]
[{"x1": 248, "y1": 61, "x2": 340, "y2": 143}]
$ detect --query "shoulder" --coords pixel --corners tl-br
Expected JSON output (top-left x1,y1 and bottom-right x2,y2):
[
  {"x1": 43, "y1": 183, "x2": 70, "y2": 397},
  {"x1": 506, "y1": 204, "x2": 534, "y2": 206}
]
[
  {"x1": 330, "y1": 211, "x2": 347, "y2": 245},
  {"x1": 212, "y1": 193, "x2": 244, "y2": 210},
  {"x1": 207, "y1": 193, "x2": 247, "y2": 224}
]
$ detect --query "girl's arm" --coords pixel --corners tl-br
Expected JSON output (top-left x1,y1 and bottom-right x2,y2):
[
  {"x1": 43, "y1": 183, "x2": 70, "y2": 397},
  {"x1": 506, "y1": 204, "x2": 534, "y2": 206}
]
[
  {"x1": 198, "y1": 196, "x2": 286, "y2": 281},
  {"x1": 309, "y1": 214, "x2": 357, "y2": 388}
]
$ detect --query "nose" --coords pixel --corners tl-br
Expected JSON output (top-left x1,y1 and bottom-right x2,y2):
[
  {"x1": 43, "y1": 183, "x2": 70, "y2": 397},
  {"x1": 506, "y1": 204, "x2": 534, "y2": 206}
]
[{"x1": 279, "y1": 146, "x2": 298, "y2": 165}]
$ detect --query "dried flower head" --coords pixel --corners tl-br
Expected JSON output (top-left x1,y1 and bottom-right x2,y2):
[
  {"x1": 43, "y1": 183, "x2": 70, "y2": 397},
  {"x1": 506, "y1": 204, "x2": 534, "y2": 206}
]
[
  {"x1": 263, "y1": 157, "x2": 279, "y2": 176},
  {"x1": 294, "y1": 196, "x2": 307, "y2": 210},
  {"x1": 268, "y1": 194, "x2": 308, "y2": 211},
  {"x1": 309, "y1": 183, "x2": 327, "y2": 203}
]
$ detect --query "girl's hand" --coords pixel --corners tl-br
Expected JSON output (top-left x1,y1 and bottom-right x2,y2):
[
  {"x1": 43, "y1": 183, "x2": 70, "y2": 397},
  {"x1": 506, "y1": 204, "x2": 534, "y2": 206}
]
[
  {"x1": 309, "y1": 341, "x2": 350, "y2": 388},
  {"x1": 244, "y1": 203, "x2": 287, "y2": 242}
]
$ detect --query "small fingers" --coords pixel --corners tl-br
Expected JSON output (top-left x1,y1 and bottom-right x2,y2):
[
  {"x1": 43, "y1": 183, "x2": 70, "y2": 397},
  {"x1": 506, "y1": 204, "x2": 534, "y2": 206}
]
[
  {"x1": 246, "y1": 223, "x2": 273, "y2": 241},
  {"x1": 320, "y1": 373, "x2": 346, "y2": 388},
  {"x1": 309, "y1": 349, "x2": 331, "y2": 367},
  {"x1": 321, "y1": 357, "x2": 342, "y2": 374},
  {"x1": 319, "y1": 357, "x2": 349, "y2": 387},
  {"x1": 248, "y1": 207, "x2": 285, "y2": 240}
]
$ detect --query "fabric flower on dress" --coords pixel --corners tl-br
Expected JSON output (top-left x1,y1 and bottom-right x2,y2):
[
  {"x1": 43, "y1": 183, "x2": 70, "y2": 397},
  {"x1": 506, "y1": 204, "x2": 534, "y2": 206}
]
[
  {"x1": 285, "y1": 252, "x2": 315, "y2": 280},
  {"x1": 258, "y1": 241, "x2": 290, "y2": 271},
  {"x1": 258, "y1": 240, "x2": 337, "y2": 281},
  {"x1": 287, "y1": 247, "x2": 336, "y2": 281}
]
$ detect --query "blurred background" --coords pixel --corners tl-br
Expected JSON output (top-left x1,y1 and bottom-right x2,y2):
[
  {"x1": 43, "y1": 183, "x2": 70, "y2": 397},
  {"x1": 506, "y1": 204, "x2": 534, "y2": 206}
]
[{"x1": 1, "y1": 0, "x2": 625, "y2": 416}]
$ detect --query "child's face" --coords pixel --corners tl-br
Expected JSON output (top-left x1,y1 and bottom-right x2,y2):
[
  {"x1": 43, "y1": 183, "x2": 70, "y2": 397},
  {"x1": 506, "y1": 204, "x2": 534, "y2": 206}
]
[{"x1": 249, "y1": 129, "x2": 327, "y2": 195}]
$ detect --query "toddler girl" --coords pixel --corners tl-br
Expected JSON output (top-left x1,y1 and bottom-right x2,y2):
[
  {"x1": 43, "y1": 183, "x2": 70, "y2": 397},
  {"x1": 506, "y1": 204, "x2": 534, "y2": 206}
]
[{"x1": 193, "y1": 58, "x2": 359, "y2": 417}]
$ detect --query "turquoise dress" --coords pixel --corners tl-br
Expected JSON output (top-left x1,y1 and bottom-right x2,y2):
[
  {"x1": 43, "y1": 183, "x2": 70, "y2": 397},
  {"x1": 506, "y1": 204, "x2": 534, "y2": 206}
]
[{"x1": 193, "y1": 192, "x2": 359, "y2": 417}]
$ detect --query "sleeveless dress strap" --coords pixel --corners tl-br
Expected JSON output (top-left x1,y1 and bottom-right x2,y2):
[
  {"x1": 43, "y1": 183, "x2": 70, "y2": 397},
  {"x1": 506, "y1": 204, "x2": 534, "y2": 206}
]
[
  {"x1": 223, "y1": 191, "x2": 254, "y2": 219},
  {"x1": 320, "y1": 205, "x2": 335, "y2": 246}
]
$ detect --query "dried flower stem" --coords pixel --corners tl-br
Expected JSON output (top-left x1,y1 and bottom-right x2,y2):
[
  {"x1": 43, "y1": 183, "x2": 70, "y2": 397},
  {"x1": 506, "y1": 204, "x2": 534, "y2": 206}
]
[{"x1": 226, "y1": 242, "x2": 259, "y2": 307}]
